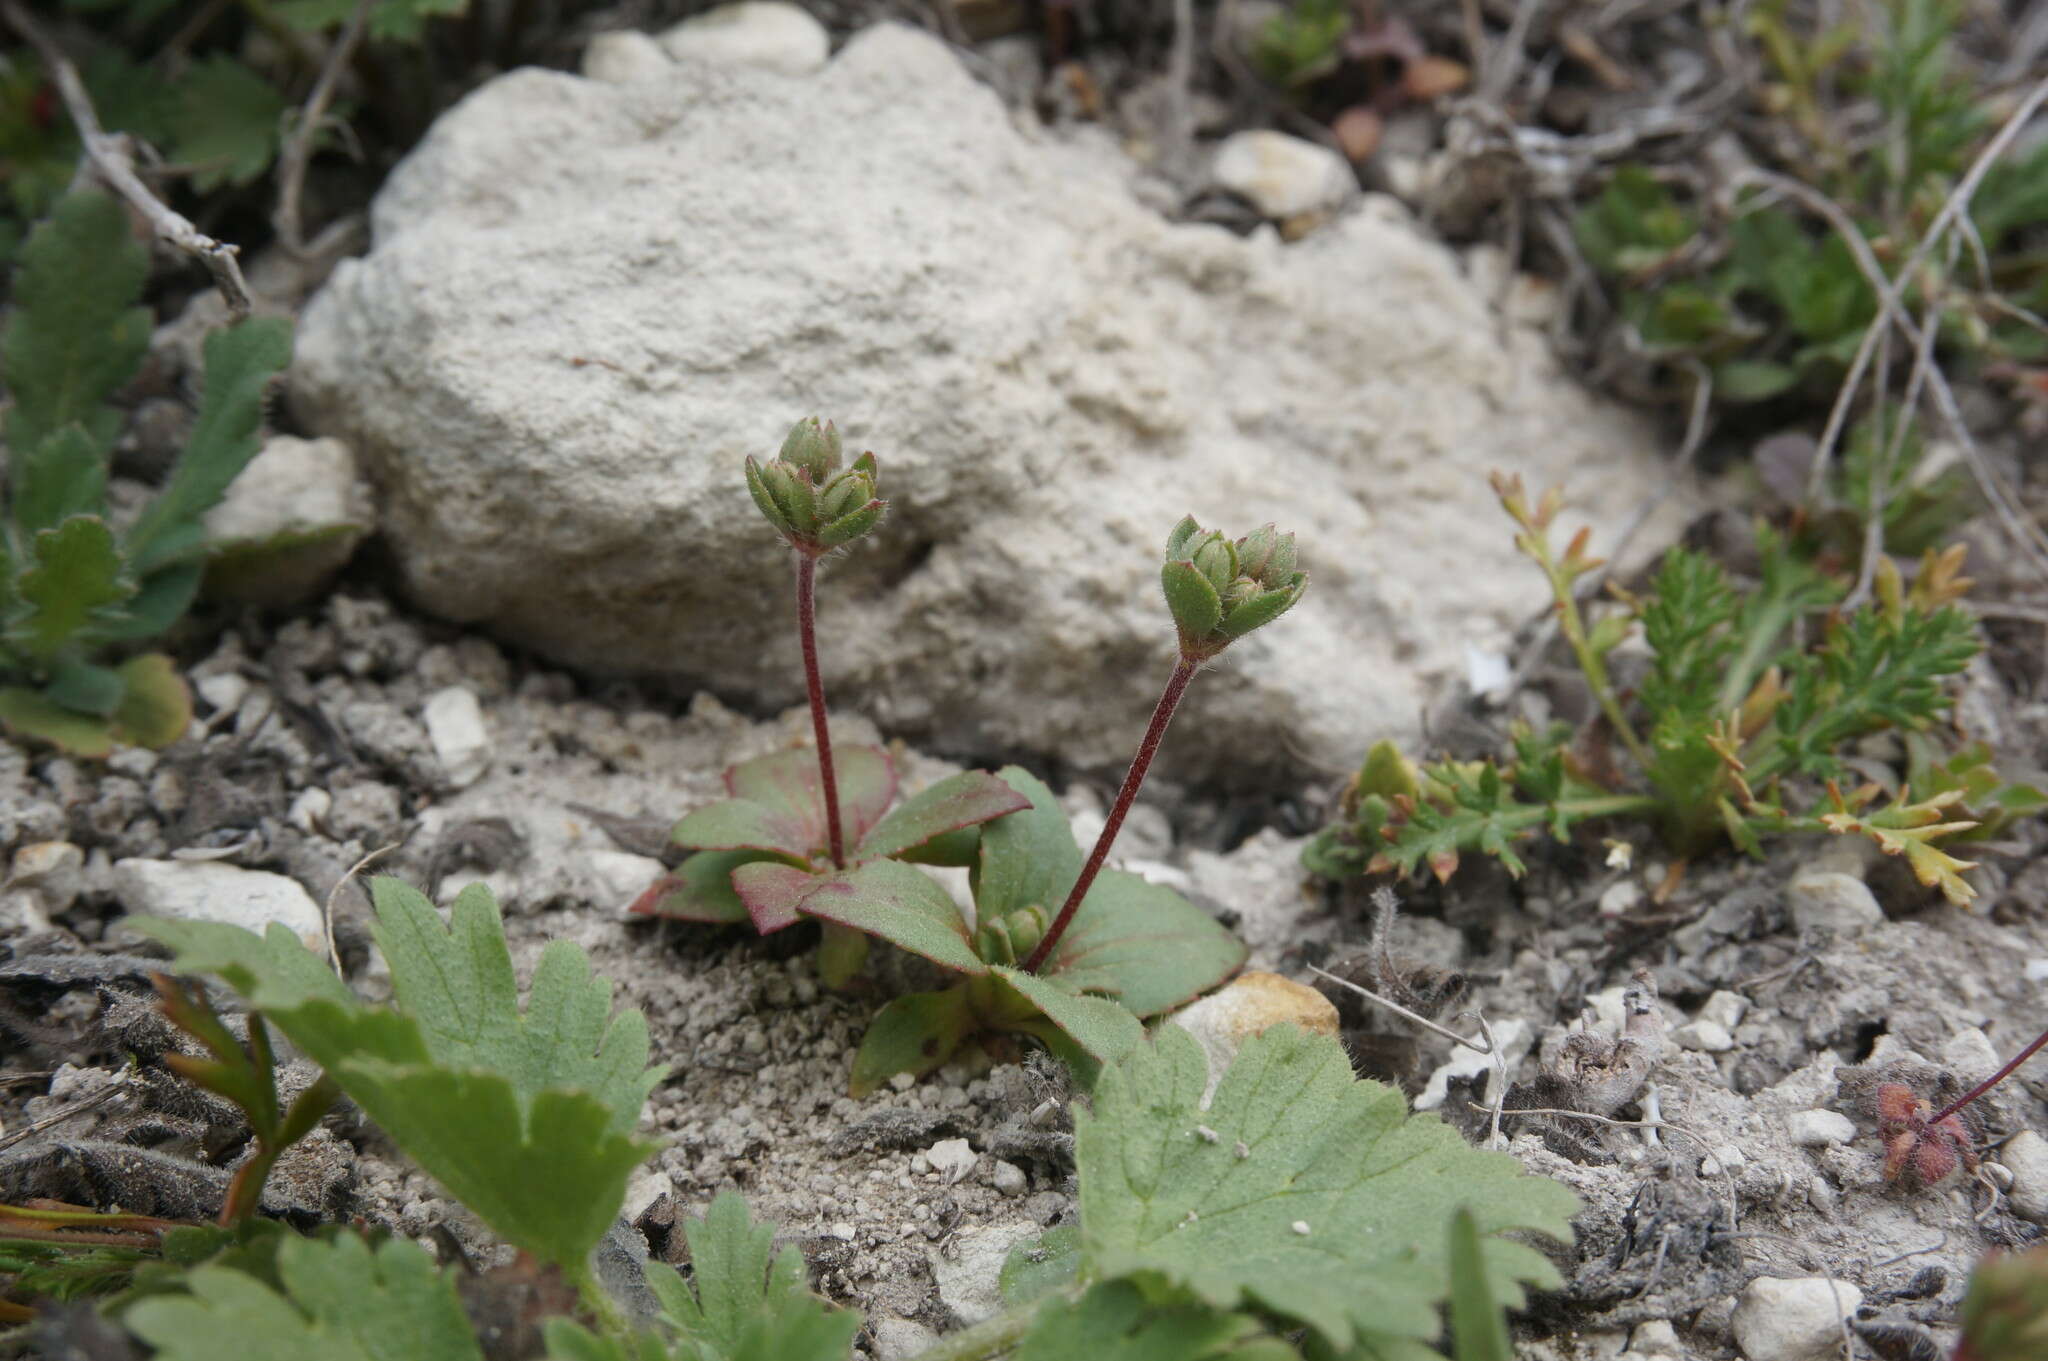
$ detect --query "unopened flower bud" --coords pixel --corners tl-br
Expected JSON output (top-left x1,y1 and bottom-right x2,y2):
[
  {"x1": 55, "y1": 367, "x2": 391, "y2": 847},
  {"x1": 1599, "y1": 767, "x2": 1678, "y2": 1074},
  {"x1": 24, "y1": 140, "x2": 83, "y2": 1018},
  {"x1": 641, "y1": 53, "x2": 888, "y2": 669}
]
[
  {"x1": 1192, "y1": 535, "x2": 1237, "y2": 591},
  {"x1": 779, "y1": 417, "x2": 842, "y2": 483},
  {"x1": 1161, "y1": 515, "x2": 1308, "y2": 660}
]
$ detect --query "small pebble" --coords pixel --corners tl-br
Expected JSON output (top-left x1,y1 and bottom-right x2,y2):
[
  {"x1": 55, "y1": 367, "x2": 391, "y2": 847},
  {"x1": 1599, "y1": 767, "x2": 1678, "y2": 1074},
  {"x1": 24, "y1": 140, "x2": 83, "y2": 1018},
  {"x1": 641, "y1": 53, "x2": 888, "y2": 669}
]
[
  {"x1": 1731, "y1": 1277, "x2": 1861, "y2": 1361},
  {"x1": 1787, "y1": 1109, "x2": 1856, "y2": 1149},
  {"x1": 1211, "y1": 130, "x2": 1354, "y2": 220},
  {"x1": 926, "y1": 1138, "x2": 976, "y2": 1186},
  {"x1": 1786, "y1": 871, "x2": 1883, "y2": 933},
  {"x1": 422, "y1": 686, "x2": 490, "y2": 787},
  {"x1": 1674, "y1": 1020, "x2": 1734, "y2": 1053},
  {"x1": 2000, "y1": 1129, "x2": 2048, "y2": 1222},
  {"x1": 1699, "y1": 990, "x2": 1749, "y2": 1031},
  {"x1": 991, "y1": 1161, "x2": 1027, "y2": 1196},
  {"x1": 1598, "y1": 880, "x2": 1644, "y2": 917}
]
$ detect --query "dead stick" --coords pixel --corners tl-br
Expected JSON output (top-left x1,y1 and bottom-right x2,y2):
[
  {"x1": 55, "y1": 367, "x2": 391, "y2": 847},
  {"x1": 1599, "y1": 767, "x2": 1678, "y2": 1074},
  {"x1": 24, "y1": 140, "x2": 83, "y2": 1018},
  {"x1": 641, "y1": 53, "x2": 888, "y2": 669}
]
[
  {"x1": 1, "y1": 0, "x2": 253, "y2": 318},
  {"x1": 274, "y1": 0, "x2": 372, "y2": 256}
]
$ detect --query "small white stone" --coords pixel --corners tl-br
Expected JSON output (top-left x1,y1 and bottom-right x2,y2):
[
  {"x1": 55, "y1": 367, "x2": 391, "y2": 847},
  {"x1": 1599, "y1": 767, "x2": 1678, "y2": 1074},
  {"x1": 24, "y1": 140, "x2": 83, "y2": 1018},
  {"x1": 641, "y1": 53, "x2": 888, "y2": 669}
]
[
  {"x1": 1673, "y1": 1020, "x2": 1734, "y2": 1053},
  {"x1": 581, "y1": 29, "x2": 673, "y2": 84},
  {"x1": 203, "y1": 435, "x2": 372, "y2": 605},
  {"x1": 1169, "y1": 971, "x2": 1340, "y2": 1102},
  {"x1": 1787, "y1": 871, "x2": 1883, "y2": 934},
  {"x1": 422, "y1": 686, "x2": 490, "y2": 788},
  {"x1": 287, "y1": 788, "x2": 332, "y2": 834},
  {"x1": 827, "y1": 1221, "x2": 856, "y2": 1241},
  {"x1": 990, "y1": 1160, "x2": 1026, "y2": 1195},
  {"x1": 1712, "y1": 1143, "x2": 1747, "y2": 1170},
  {"x1": 1699, "y1": 990, "x2": 1750, "y2": 1031},
  {"x1": 621, "y1": 1166, "x2": 672, "y2": 1221},
  {"x1": 929, "y1": 1221, "x2": 1040, "y2": 1326},
  {"x1": 1212, "y1": 130, "x2": 1355, "y2": 220},
  {"x1": 2001, "y1": 1130, "x2": 2048, "y2": 1222},
  {"x1": 195, "y1": 672, "x2": 250, "y2": 719},
  {"x1": 1940, "y1": 1027, "x2": 2002, "y2": 1084},
  {"x1": 927, "y1": 1138, "x2": 977, "y2": 1185},
  {"x1": 889, "y1": 1072, "x2": 917, "y2": 1093},
  {"x1": 586, "y1": 849, "x2": 668, "y2": 905},
  {"x1": 660, "y1": 2, "x2": 829, "y2": 76},
  {"x1": 112, "y1": 859, "x2": 326, "y2": 953},
  {"x1": 2025, "y1": 957, "x2": 2048, "y2": 984},
  {"x1": 1415, "y1": 1017, "x2": 1529, "y2": 1111},
  {"x1": 1629, "y1": 1320, "x2": 1682, "y2": 1356},
  {"x1": 872, "y1": 1317, "x2": 940, "y2": 1361},
  {"x1": 1598, "y1": 879, "x2": 1645, "y2": 918},
  {"x1": 1786, "y1": 1109, "x2": 1856, "y2": 1148},
  {"x1": 11, "y1": 841, "x2": 85, "y2": 914},
  {"x1": 1731, "y1": 1277, "x2": 1862, "y2": 1361}
]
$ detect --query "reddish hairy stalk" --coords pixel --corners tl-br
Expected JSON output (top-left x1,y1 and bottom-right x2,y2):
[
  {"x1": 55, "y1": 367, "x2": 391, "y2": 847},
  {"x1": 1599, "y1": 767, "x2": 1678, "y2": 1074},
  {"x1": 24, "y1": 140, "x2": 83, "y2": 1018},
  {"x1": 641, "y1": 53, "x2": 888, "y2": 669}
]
[
  {"x1": 796, "y1": 554, "x2": 845, "y2": 869},
  {"x1": 1929, "y1": 1023, "x2": 2048, "y2": 1127},
  {"x1": 1023, "y1": 655, "x2": 1200, "y2": 973}
]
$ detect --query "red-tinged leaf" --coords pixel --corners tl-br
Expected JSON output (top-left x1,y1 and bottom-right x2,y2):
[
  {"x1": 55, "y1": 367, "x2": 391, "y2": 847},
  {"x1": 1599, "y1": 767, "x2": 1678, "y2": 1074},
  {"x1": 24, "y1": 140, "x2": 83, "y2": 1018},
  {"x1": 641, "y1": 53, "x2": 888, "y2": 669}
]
[
  {"x1": 669, "y1": 797, "x2": 813, "y2": 859},
  {"x1": 731, "y1": 861, "x2": 816, "y2": 934},
  {"x1": 855, "y1": 770, "x2": 1031, "y2": 862},
  {"x1": 1429, "y1": 848, "x2": 1459, "y2": 883},
  {"x1": 722, "y1": 744, "x2": 896, "y2": 852},
  {"x1": 795, "y1": 860, "x2": 986, "y2": 975},
  {"x1": 848, "y1": 986, "x2": 976, "y2": 1096},
  {"x1": 628, "y1": 849, "x2": 784, "y2": 924},
  {"x1": 1039, "y1": 869, "x2": 1244, "y2": 1018}
]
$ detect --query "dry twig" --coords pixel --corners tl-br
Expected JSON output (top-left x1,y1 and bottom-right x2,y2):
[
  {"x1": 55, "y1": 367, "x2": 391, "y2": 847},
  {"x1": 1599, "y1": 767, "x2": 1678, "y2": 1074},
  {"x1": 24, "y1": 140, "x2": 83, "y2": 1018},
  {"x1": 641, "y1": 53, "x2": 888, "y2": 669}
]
[
  {"x1": 1, "y1": 0, "x2": 253, "y2": 318},
  {"x1": 274, "y1": 0, "x2": 373, "y2": 256}
]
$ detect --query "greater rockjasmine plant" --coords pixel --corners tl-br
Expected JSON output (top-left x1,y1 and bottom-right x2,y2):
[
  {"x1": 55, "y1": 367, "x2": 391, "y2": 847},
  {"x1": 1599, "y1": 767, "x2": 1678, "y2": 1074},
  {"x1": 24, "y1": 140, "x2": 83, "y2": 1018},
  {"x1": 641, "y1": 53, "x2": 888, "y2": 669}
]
[{"x1": 634, "y1": 421, "x2": 1308, "y2": 1092}]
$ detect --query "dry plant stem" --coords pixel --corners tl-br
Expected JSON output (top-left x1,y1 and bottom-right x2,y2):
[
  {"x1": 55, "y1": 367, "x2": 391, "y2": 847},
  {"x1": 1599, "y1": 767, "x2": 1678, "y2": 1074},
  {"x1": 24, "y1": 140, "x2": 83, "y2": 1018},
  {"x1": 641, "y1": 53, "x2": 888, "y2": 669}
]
[
  {"x1": 1, "y1": 0, "x2": 253, "y2": 318},
  {"x1": 1022, "y1": 655, "x2": 1199, "y2": 974},
  {"x1": 1928, "y1": 1023, "x2": 2048, "y2": 1128},
  {"x1": 0, "y1": 1076, "x2": 126, "y2": 1152},
  {"x1": 274, "y1": 0, "x2": 373, "y2": 255},
  {"x1": 325, "y1": 840, "x2": 400, "y2": 979},
  {"x1": 795, "y1": 554, "x2": 845, "y2": 870}
]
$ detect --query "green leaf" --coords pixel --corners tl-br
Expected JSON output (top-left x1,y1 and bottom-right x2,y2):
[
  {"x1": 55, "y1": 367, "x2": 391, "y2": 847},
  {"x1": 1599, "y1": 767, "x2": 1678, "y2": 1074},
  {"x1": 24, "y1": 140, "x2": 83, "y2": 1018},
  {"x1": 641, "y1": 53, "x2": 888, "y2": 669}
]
[
  {"x1": 112, "y1": 652, "x2": 192, "y2": 748},
  {"x1": 1446, "y1": 1209, "x2": 1511, "y2": 1361},
  {"x1": 1713, "y1": 359, "x2": 1799, "y2": 403},
  {"x1": 276, "y1": 0, "x2": 470, "y2": 42},
  {"x1": 135, "y1": 878, "x2": 664, "y2": 1270},
  {"x1": 165, "y1": 56, "x2": 287, "y2": 192},
  {"x1": 1076, "y1": 1024, "x2": 1578, "y2": 1351},
  {"x1": 990, "y1": 966, "x2": 1144, "y2": 1068},
  {"x1": 125, "y1": 317, "x2": 295, "y2": 576},
  {"x1": 1015, "y1": 1280, "x2": 1277, "y2": 1361},
  {"x1": 0, "y1": 686, "x2": 116, "y2": 755},
  {"x1": 645, "y1": 1191, "x2": 861, "y2": 1361},
  {"x1": 14, "y1": 424, "x2": 109, "y2": 537},
  {"x1": 1037, "y1": 868, "x2": 1245, "y2": 1018},
  {"x1": 124, "y1": 1234, "x2": 482, "y2": 1361},
  {"x1": 1, "y1": 191, "x2": 149, "y2": 461},
  {"x1": 848, "y1": 987, "x2": 976, "y2": 1097},
  {"x1": 368, "y1": 878, "x2": 658, "y2": 1136},
  {"x1": 11, "y1": 515, "x2": 133, "y2": 660},
  {"x1": 853, "y1": 770, "x2": 1030, "y2": 862},
  {"x1": 1000, "y1": 1224, "x2": 1080, "y2": 1307},
  {"x1": 750, "y1": 858, "x2": 985, "y2": 975},
  {"x1": 45, "y1": 658, "x2": 125, "y2": 716},
  {"x1": 1162, "y1": 559, "x2": 1223, "y2": 641},
  {"x1": 105, "y1": 562, "x2": 206, "y2": 641},
  {"x1": 974, "y1": 767, "x2": 1084, "y2": 919}
]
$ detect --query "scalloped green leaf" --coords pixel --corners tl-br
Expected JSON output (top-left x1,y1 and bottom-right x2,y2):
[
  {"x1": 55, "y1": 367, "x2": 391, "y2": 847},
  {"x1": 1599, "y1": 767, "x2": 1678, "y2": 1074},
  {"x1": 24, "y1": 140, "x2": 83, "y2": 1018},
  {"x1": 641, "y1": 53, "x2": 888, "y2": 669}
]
[
  {"x1": 853, "y1": 770, "x2": 1030, "y2": 862},
  {"x1": 124, "y1": 1233, "x2": 482, "y2": 1361},
  {"x1": 12, "y1": 514, "x2": 132, "y2": 660},
  {"x1": 1076, "y1": 1024, "x2": 1578, "y2": 1352}
]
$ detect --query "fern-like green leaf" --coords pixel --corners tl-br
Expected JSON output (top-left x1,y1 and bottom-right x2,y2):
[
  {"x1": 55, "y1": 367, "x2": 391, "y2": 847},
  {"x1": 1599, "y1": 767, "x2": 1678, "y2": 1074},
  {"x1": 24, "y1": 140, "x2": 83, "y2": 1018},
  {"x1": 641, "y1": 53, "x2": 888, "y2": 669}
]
[
  {"x1": 124, "y1": 1234, "x2": 482, "y2": 1361},
  {"x1": 1074, "y1": 1024, "x2": 1578, "y2": 1352},
  {"x1": 9, "y1": 515, "x2": 133, "y2": 662},
  {"x1": 125, "y1": 316, "x2": 294, "y2": 576},
  {"x1": 164, "y1": 57, "x2": 287, "y2": 192},
  {"x1": 1, "y1": 191, "x2": 150, "y2": 466}
]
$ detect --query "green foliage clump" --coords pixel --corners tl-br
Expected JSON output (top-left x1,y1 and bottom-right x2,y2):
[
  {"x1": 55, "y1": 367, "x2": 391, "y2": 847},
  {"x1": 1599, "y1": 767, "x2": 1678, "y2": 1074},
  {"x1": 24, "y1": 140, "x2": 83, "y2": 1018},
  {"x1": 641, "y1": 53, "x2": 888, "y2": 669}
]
[
  {"x1": 0, "y1": 191, "x2": 292, "y2": 756},
  {"x1": 138, "y1": 876, "x2": 663, "y2": 1279},
  {"x1": 1305, "y1": 476, "x2": 2035, "y2": 905}
]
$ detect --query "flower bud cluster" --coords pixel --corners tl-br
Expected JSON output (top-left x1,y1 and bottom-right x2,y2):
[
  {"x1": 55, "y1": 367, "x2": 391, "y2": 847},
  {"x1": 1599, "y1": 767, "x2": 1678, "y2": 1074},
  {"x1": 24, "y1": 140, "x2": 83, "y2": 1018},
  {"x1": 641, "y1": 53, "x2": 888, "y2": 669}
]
[
  {"x1": 1160, "y1": 516, "x2": 1308, "y2": 660},
  {"x1": 745, "y1": 417, "x2": 886, "y2": 555}
]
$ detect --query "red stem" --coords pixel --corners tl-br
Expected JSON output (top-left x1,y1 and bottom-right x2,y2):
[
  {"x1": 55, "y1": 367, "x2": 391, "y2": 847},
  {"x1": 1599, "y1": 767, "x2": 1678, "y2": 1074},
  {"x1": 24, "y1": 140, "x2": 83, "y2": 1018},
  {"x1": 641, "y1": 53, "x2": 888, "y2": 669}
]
[
  {"x1": 1930, "y1": 1023, "x2": 2048, "y2": 1127},
  {"x1": 1023, "y1": 655, "x2": 1199, "y2": 974},
  {"x1": 796, "y1": 554, "x2": 845, "y2": 869}
]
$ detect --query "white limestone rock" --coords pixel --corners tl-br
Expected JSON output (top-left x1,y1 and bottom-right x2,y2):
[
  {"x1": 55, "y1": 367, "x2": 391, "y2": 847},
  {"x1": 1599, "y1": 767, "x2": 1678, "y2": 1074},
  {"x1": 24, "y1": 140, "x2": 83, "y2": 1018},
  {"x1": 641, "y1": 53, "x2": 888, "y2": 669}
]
[{"x1": 292, "y1": 24, "x2": 1676, "y2": 784}]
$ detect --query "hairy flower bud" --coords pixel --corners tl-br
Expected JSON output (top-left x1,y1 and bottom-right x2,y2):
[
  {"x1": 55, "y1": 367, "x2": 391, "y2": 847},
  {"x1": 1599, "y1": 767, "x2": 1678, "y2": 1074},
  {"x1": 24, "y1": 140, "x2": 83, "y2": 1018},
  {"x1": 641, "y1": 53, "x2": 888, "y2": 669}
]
[
  {"x1": 746, "y1": 425, "x2": 886, "y2": 555},
  {"x1": 1161, "y1": 515, "x2": 1308, "y2": 660},
  {"x1": 779, "y1": 416, "x2": 842, "y2": 483}
]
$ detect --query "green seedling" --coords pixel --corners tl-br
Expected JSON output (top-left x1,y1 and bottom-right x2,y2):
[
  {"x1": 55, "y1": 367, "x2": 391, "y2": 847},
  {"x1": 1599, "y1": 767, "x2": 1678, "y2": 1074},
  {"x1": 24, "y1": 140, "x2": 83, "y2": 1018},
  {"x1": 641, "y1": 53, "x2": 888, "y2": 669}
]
[
  {"x1": 1305, "y1": 474, "x2": 2021, "y2": 904},
  {"x1": 639, "y1": 423, "x2": 1301, "y2": 1092},
  {"x1": 151, "y1": 973, "x2": 341, "y2": 1227},
  {"x1": 0, "y1": 191, "x2": 293, "y2": 756}
]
